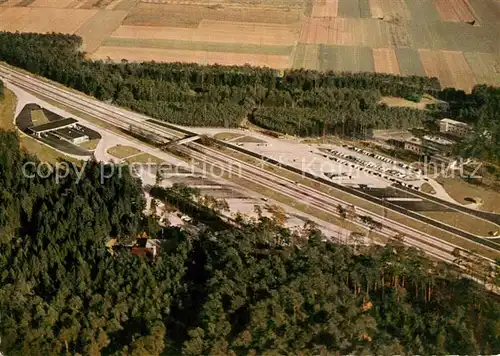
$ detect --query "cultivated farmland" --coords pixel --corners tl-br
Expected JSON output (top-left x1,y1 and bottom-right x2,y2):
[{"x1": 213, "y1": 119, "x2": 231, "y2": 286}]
[
  {"x1": 373, "y1": 48, "x2": 400, "y2": 74},
  {"x1": 0, "y1": 0, "x2": 498, "y2": 90}
]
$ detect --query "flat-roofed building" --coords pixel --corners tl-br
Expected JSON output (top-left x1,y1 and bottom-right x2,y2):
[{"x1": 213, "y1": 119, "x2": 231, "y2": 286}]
[
  {"x1": 29, "y1": 118, "x2": 78, "y2": 137},
  {"x1": 439, "y1": 118, "x2": 472, "y2": 138},
  {"x1": 52, "y1": 127, "x2": 89, "y2": 144}
]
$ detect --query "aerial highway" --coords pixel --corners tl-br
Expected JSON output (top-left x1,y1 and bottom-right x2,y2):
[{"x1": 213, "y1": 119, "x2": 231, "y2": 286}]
[{"x1": 1, "y1": 63, "x2": 498, "y2": 270}]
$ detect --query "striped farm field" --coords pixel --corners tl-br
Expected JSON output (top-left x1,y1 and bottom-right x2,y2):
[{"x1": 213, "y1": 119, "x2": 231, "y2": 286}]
[
  {"x1": 123, "y1": 3, "x2": 303, "y2": 27},
  {"x1": 441, "y1": 50, "x2": 477, "y2": 92},
  {"x1": 467, "y1": 0, "x2": 500, "y2": 23},
  {"x1": 0, "y1": 7, "x2": 31, "y2": 31},
  {"x1": 337, "y1": 0, "x2": 370, "y2": 17},
  {"x1": 76, "y1": 10, "x2": 128, "y2": 53},
  {"x1": 102, "y1": 37, "x2": 292, "y2": 56},
  {"x1": 110, "y1": 21, "x2": 298, "y2": 46},
  {"x1": 28, "y1": 0, "x2": 75, "y2": 7},
  {"x1": 379, "y1": 0, "x2": 411, "y2": 19},
  {"x1": 368, "y1": 0, "x2": 382, "y2": 18},
  {"x1": 464, "y1": 52, "x2": 500, "y2": 86},
  {"x1": 91, "y1": 46, "x2": 291, "y2": 69},
  {"x1": 0, "y1": 0, "x2": 23, "y2": 6},
  {"x1": 311, "y1": 0, "x2": 338, "y2": 17},
  {"x1": 405, "y1": 0, "x2": 441, "y2": 23},
  {"x1": 419, "y1": 49, "x2": 455, "y2": 88},
  {"x1": 20, "y1": 8, "x2": 97, "y2": 33},
  {"x1": 373, "y1": 48, "x2": 400, "y2": 74},
  {"x1": 395, "y1": 48, "x2": 426, "y2": 76},
  {"x1": 434, "y1": 0, "x2": 476, "y2": 23},
  {"x1": 292, "y1": 44, "x2": 320, "y2": 70},
  {"x1": 299, "y1": 18, "x2": 390, "y2": 47},
  {"x1": 319, "y1": 45, "x2": 374, "y2": 72}
]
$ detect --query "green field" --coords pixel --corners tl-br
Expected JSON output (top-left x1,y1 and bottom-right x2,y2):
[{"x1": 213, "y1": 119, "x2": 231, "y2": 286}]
[
  {"x1": 395, "y1": 48, "x2": 426, "y2": 76},
  {"x1": 319, "y1": 45, "x2": 374, "y2": 73}
]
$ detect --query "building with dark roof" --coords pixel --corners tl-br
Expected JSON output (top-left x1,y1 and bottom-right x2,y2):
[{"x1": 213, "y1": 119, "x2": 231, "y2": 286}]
[
  {"x1": 53, "y1": 127, "x2": 89, "y2": 144},
  {"x1": 29, "y1": 118, "x2": 78, "y2": 136}
]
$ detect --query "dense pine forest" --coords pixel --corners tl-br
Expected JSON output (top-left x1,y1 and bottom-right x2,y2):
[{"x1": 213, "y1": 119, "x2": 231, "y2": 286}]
[
  {"x1": 0, "y1": 128, "x2": 500, "y2": 354},
  {"x1": 0, "y1": 32, "x2": 438, "y2": 138}
]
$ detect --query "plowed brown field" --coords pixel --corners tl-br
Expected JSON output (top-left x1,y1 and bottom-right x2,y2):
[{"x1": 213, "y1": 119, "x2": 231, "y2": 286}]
[
  {"x1": 21, "y1": 8, "x2": 97, "y2": 33},
  {"x1": 368, "y1": 0, "x2": 383, "y2": 18},
  {"x1": 28, "y1": 0, "x2": 75, "y2": 7},
  {"x1": 111, "y1": 21, "x2": 298, "y2": 46},
  {"x1": 419, "y1": 49, "x2": 454, "y2": 89},
  {"x1": 311, "y1": 0, "x2": 338, "y2": 18},
  {"x1": 373, "y1": 48, "x2": 400, "y2": 74},
  {"x1": 0, "y1": 7, "x2": 31, "y2": 31},
  {"x1": 441, "y1": 50, "x2": 477, "y2": 91},
  {"x1": 91, "y1": 46, "x2": 291, "y2": 68},
  {"x1": 434, "y1": 0, "x2": 476, "y2": 22}
]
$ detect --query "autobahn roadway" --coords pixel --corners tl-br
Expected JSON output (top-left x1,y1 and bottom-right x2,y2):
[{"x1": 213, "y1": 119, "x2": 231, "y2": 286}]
[{"x1": 1, "y1": 63, "x2": 498, "y2": 268}]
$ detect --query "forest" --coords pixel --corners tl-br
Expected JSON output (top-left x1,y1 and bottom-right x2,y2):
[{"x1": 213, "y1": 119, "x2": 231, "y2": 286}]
[
  {"x1": 0, "y1": 32, "x2": 438, "y2": 137},
  {"x1": 439, "y1": 86, "x2": 500, "y2": 164},
  {"x1": 1, "y1": 128, "x2": 500, "y2": 355}
]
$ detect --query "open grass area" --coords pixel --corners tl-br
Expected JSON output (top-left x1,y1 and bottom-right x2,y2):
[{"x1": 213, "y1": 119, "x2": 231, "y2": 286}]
[
  {"x1": 213, "y1": 132, "x2": 243, "y2": 141},
  {"x1": 420, "y1": 182, "x2": 436, "y2": 194},
  {"x1": 423, "y1": 211, "x2": 500, "y2": 237},
  {"x1": 232, "y1": 135, "x2": 267, "y2": 144},
  {"x1": 107, "y1": 144, "x2": 141, "y2": 159},
  {"x1": 0, "y1": 89, "x2": 78, "y2": 163},
  {"x1": 125, "y1": 152, "x2": 163, "y2": 164},
  {"x1": 380, "y1": 96, "x2": 438, "y2": 110},
  {"x1": 436, "y1": 176, "x2": 500, "y2": 214},
  {"x1": 79, "y1": 138, "x2": 100, "y2": 150},
  {"x1": 30, "y1": 109, "x2": 49, "y2": 126}
]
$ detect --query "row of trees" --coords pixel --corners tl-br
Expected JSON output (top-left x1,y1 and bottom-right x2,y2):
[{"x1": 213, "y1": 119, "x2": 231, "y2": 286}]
[
  {"x1": 1, "y1": 129, "x2": 500, "y2": 354},
  {"x1": 0, "y1": 32, "x2": 438, "y2": 137}
]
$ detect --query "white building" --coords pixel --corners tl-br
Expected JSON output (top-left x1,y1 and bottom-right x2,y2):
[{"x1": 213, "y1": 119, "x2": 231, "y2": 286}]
[{"x1": 439, "y1": 118, "x2": 472, "y2": 138}]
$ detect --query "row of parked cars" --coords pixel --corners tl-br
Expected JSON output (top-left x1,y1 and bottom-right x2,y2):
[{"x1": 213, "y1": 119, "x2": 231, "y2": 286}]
[
  {"x1": 342, "y1": 144, "x2": 423, "y2": 177},
  {"x1": 322, "y1": 148, "x2": 422, "y2": 190}
]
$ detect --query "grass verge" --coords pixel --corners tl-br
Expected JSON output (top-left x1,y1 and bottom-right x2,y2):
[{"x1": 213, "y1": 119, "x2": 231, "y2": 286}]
[
  {"x1": 436, "y1": 175, "x2": 500, "y2": 214},
  {"x1": 107, "y1": 144, "x2": 142, "y2": 159}
]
